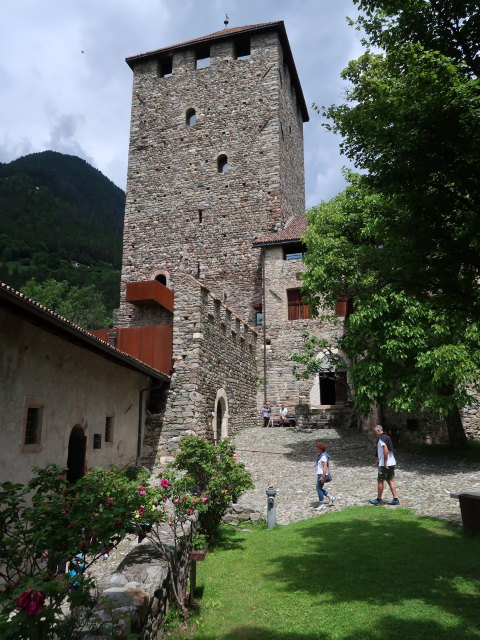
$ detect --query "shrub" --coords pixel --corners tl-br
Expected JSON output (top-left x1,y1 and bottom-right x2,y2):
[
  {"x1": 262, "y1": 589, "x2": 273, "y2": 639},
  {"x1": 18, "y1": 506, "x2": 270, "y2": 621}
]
[
  {"x1": 172, "y1": 437, "x2": 253, "y2": 540},
  {"x1": 0, "y1": 464, "x2": 160, "y2": 639}
]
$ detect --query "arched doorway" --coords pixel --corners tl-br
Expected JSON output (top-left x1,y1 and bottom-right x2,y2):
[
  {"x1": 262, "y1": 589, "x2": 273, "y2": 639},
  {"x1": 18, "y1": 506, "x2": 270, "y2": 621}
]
[
  {"x1": 66, "y1": 425, "x2": 86, "y2": 483},
  {"x1": 212, "y1": 390, "x2": 229, "y2": 442},
  {"x1": 310, "y1": 350, "x2": 349, "y2": 406}
]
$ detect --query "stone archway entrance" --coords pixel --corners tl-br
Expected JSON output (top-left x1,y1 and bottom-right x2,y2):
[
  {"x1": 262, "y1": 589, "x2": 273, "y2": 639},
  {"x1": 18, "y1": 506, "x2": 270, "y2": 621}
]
[
  {"x1": 66, "y1": 425, "x2": 86, "y2": 483},
  {"x1": 212, "y1": 390, "x2": 229, "y2": 442}
]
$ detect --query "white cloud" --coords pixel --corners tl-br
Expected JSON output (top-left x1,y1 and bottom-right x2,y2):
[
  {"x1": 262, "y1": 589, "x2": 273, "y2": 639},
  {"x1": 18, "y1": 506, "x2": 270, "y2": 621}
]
[{"x1": 0, "y1": 0, "x2": 363, "y2": 203}]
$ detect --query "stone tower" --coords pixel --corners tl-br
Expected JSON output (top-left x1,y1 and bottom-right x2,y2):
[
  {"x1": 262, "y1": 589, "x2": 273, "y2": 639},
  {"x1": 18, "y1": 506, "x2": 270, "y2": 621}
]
[{"x1": 117, "y1": 21, "x2": 308, "y2": 327}]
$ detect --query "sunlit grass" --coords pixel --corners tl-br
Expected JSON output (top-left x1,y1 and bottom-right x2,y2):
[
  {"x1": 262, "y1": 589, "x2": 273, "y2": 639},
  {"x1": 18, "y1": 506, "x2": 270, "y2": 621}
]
[{"x1": 169, "y1": 507, "x2": 480, "y2": 640}]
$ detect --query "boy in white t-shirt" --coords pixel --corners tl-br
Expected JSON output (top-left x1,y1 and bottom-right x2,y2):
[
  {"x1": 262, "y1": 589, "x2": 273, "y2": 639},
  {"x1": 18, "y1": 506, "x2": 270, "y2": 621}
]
[{"x1": 369, "y1": 425, "x2": 400, "y2": 506}]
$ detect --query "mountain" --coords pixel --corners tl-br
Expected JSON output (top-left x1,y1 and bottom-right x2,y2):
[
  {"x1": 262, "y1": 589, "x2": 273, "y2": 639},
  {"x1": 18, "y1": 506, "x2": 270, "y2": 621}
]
[{"x1": 0, "y1": 151, "x2": 125, "y2": 312}]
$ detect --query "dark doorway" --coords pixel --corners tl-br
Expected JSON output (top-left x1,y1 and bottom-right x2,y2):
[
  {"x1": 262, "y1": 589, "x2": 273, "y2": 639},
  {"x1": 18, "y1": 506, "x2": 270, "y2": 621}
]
[
  {"x1": 320, "y1": 371, "x2": 348, "y2": 405},
  {"x1": 155, "y1": 274, "x2": 167, "y2": 286},
  {"x1": 66, "y1": 425, "x2": 86, "y2": 483},
  {"x1": 216, "y1": 402, "x2": 223, "y2": 442},
  {"x1": 320, "y1": 373, "x2": 336, "y2": 405}
]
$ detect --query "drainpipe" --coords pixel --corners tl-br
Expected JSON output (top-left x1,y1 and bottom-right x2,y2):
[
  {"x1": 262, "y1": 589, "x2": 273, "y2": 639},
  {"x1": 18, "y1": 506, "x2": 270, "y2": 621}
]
[
  {"x1": 262, "y1": 247, "x2": 268, "y2": 404},
  {"x1": 136, "y1": 381, "x2": 164, "y2": 466}
]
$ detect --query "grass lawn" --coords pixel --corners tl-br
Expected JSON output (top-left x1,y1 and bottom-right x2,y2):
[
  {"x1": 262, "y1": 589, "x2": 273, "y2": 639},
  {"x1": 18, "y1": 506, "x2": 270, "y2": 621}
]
[{"x1": 169, "y1": 507, "x2": 480, "y2": 640}]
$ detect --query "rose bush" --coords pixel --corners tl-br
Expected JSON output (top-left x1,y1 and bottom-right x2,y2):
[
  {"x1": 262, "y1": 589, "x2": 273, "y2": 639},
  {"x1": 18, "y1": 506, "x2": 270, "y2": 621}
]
[{"x1": 0, "y1": 463, "x2": 161, "y2": 639}]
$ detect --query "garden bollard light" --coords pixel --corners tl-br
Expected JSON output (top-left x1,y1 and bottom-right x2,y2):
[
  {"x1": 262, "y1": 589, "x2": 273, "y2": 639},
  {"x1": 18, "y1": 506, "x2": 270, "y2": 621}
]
[{"x1": 266, "y1": 486, "x2": 277, "y2": 529}]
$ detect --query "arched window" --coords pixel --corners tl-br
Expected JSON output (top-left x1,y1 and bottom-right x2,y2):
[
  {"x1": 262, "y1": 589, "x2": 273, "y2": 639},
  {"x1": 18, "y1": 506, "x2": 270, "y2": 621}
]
[
  {"x1": 186, "y1": 108, "x2": 196, "y2": 126},
  {"x1": 217, "y1": 154, "x2": 229, "y2": 173},
  {"x1": 155, "y1": 274, "x2": 167, "y2": 286}
]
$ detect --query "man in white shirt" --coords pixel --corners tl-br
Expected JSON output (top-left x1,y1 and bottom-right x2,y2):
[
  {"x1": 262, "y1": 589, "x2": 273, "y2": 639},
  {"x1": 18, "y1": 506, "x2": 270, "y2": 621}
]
[{"x1": 369, "y1": 425, "x2": 400, "y2": 506}]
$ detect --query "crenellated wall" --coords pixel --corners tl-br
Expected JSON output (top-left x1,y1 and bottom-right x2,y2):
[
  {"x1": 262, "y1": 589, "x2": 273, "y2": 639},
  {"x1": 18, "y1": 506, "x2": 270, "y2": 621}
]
[{"x1": 141, "y1": 274, "x2": 257, "y2": 471}]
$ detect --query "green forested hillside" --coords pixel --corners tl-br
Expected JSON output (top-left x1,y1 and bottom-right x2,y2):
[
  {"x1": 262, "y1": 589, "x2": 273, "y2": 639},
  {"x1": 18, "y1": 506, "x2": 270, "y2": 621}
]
[{"x1": 0, "y1": 151, "x2": 125, "y2": 314}]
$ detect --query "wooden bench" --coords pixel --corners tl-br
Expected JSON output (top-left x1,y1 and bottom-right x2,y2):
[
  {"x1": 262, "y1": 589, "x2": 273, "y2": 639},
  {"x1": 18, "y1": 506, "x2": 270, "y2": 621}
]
[{"x1": 450, "y1": 492, "x2": 480, "y2": 533}]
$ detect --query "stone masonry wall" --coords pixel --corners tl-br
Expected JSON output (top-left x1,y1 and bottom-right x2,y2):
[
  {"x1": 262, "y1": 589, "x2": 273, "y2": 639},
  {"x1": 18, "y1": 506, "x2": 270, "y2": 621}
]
[
  {"x1": 258, "y1": 245, "x2": 345, "y2": 421},
  {"x1": 118, "y1": 28, "x2": 306, "y2": 327},
  {"x1": 141, "y1": 274, "x2": 257, "y2": 470},
  {"x1": 278, "y1": 52, "x2": 305, "y2": 225},
  {"x1": 84, "y1": 527, "x2": 191, "y2": 640}
]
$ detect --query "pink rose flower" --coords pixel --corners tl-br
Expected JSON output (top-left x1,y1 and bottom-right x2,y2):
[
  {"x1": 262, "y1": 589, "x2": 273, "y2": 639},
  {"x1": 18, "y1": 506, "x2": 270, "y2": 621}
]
[
  {"x1": 168, "y1": 520, "x2": 173, "y2": 527},
  {"x1": 107, "y1": 497, "x2": 113, "y2": 502},
  {"x1": 160, "y1": 478, "x2": 169, "y2": 489},
  {"x1": 138, "y1": 507, "x2": 145, "y2": 516},
  {"x1": 17, "y1": 588, "x2": 46, "y2": 616},
  {"x1": 201, "y1": 496, "x2": 208, "y2": 503},
  {"x1": 187, "y1": 508, "x2": 194, "y2": 515},
  {"x1": 173, "y1": 498, "x2": 179, "y2": 503},
  {"x1": 138, "y1": 486, "x2": 146, "y2": 495}
]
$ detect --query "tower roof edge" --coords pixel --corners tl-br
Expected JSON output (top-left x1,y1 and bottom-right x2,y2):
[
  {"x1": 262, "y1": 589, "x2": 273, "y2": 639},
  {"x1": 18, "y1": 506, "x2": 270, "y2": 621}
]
[{"x1": 125, "y1": 20, "x2": 309, "y2": 122}]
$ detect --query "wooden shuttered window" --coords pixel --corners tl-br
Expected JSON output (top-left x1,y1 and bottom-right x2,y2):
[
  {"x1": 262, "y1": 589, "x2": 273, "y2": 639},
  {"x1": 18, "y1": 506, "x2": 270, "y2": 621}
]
[{"x1": 287, "y1": 289, "x2": 311, "y2": 320}]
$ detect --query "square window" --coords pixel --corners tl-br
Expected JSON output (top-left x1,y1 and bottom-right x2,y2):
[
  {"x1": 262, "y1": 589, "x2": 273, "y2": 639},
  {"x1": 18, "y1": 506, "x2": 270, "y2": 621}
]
[
  {"x1": 283, "y1": 243, "x2": 305, "y2": 260},
  {"x1": 195, "y1": 45, "x2": 211, "y2": 69},
  {"x1": 234, "y1": 37, "x2": 251, "y2": 60},
  {"x1": 25, "y1": 407, "x2": 42, "y2": 445},
  {"x1": 158, "y1": 55, "x2": 173, "y2": 77},
  {"x1": 255, "y1": 311, "x2": 263, "y2": 326},
  {"x1": 105, "y1": 416, "x2": 114, "y2": 443},
  {"x1": 287, "y1": 289, "x2": 311, "y2": 320}
]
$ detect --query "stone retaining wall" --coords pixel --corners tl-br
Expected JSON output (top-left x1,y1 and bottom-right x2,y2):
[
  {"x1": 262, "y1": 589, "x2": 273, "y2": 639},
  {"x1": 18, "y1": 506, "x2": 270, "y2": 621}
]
[{"x1": 85, "y1": 529, "x2": 191, "y2": 639}]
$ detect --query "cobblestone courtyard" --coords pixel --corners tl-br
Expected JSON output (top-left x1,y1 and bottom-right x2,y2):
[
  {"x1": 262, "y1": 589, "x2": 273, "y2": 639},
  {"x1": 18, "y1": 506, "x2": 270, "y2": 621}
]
[{"x1": 233, "y1": 425, "x2": 480, "y2": 526}]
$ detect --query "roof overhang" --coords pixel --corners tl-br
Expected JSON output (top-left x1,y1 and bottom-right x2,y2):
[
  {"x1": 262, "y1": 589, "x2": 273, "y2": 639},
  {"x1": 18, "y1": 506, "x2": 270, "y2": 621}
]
[{"x1": 0, "y1": 283, "x2": 169, "y2": 383}]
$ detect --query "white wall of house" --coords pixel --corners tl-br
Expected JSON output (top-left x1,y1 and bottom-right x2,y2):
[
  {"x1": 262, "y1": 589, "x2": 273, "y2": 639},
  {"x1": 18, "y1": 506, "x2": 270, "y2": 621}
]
[{"x1": 0, "y1": 306, "x2": 151, "y2": 485}]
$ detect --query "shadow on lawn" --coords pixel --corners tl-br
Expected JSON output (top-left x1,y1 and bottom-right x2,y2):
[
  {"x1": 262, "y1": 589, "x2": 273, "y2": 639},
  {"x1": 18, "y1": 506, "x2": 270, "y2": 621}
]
[
  {"x1": 200, "y1": 616, "x2": 478, "y2": 640},
  {"x1": 209, "y1": 527, "x2": 248, "y2": 552},
  {"x1": 266, "y1": 510, "x2": 480, "y2": 637}
]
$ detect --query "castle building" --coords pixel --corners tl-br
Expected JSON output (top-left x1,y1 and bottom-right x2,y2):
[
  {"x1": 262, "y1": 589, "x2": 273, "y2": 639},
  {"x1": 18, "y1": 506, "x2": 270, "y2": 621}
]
[
  {"x1": 113, "y1": 21, "x2": 351, "y2": 465},
  {"x1": 117, "y1": 21, "x2": 307, "y2": 325}
]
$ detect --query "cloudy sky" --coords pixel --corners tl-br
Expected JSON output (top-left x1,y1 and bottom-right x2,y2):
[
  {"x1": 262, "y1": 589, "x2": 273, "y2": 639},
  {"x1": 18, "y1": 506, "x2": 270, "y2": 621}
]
[{"x1": 0, "y1": 0, "x2": 364, "y2": 208}]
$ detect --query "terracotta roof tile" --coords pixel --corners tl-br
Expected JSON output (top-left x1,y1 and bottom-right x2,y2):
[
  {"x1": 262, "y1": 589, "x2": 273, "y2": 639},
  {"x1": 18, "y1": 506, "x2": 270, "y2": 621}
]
[
  {"x1": 253, "y1": 215, "x2": 307, "y2": 246},
  {"x1": 126, "y1": 22, "x2": 282, "y2": 61}
]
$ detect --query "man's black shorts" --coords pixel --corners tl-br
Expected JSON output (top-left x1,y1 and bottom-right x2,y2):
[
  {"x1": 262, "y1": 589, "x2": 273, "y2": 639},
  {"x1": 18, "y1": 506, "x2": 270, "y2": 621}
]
[{"x1": 378, "y1": 465, "x2": 395, "y2": 481}]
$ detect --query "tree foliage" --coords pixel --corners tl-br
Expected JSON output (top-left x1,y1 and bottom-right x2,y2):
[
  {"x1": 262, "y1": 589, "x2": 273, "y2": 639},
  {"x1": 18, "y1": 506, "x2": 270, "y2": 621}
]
[
  {"x1": 322, "y1": 1, "x2": 480, "y2": 317},
  {"x1": 21, "y1": 278, "x2": 111, "y2": 329},
  {"x1": 301, "y1": 1, "x2": 480, "y2": 448},
  {"x1": 0, "y1": 151, "x2": 124, "y2": 314}
]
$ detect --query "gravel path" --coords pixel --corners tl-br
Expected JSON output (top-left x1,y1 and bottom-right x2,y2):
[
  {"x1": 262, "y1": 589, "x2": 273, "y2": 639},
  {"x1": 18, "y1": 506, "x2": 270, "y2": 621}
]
[{"x1": 233, "y1": 425, "x2": 480, "y2": 525}]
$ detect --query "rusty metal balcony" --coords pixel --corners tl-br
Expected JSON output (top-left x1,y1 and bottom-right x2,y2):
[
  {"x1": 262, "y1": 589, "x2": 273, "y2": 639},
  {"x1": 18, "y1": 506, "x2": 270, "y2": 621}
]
[{"x1": 126, "y1": 280, "x2": 174, "y2": 312}]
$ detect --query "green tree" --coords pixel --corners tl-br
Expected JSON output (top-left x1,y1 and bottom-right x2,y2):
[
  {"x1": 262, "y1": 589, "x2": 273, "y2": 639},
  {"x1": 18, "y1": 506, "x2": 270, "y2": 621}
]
[
  {"x1": 321, "y1": 1, "x2": 480, "y2": 317},
  {"x1": 301, "y1": 177, "x2": 474, "y2": 448},
  {"x1": 21, "y1": 278, "x2": 111, "y2": 329}
]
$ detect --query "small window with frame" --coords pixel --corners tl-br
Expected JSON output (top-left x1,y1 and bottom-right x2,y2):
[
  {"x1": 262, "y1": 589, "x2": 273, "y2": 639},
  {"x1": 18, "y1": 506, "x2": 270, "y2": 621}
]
[
  {"x1": 186, "y1": 108, "x2": 197, "y2": 126},
  {"x1": 105, "y1": 416, "x2": 114, "y2": 443},
  {"x1": 283, "y1": 243, "x2": 305, "y2": 261},
  {"x1": 158, "y1": 55, "x2": 173, "y2": 78},
  {"x1": 217, "y1": 154, "x2": 229, "y2": 173},
  {"x1": 23, "y1": 406, "x2": 43, "y2": 448},
  {"x1": 233, "y1": 37, "x2": 251, "y2": 60}
]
